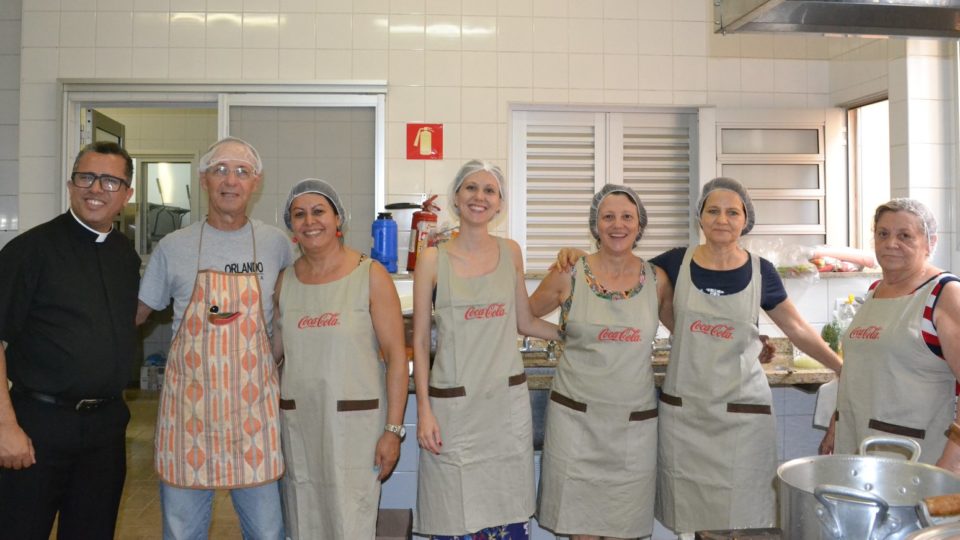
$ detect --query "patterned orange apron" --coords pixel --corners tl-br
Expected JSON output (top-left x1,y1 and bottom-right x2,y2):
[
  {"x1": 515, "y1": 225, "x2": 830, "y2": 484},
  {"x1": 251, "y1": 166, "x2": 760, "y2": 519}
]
[{"x1": 155, "y1": 222, "x2": 283, "y2": 488}]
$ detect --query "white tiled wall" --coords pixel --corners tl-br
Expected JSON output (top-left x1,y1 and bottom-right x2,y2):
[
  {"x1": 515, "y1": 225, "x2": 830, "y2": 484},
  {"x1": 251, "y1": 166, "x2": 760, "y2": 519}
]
[
  {"x1": 10, "y1": 0, "x2": 852, "y2": 238},
  {"x1": 100, "y1": 108, "x2": 218, "y2": 158},
  {"x1": 0, "y1": 0, "x2": 19, "y2": 232},
  {"x1": 8, "y1": 1, "x2": 956, "y2": 275}
]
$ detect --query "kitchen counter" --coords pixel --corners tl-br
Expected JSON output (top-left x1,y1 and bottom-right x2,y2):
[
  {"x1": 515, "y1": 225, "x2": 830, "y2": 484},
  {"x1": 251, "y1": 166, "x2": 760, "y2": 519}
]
[
  {"x1": 520, "y1": 355, "x2": 835, "y2": 390},
  {"x1": 407, "y1": 337, "x2": 836, "y2": 391}
]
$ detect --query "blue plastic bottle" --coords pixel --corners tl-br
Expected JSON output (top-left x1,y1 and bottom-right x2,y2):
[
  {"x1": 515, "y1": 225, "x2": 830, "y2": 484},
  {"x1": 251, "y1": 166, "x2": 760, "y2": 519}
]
[{"x1": 371, "y1": 212, "x2": 398, "y2": 273}]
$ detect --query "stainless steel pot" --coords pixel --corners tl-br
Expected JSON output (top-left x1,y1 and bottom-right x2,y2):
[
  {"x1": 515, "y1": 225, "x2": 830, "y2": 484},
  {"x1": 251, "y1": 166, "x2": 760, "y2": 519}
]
[
  {"x1": 906, "y1": 523, "x2": 960, "y2": 539},
  {"x1": 778, "y1": 436, "x2": 960, "y2": 540}
]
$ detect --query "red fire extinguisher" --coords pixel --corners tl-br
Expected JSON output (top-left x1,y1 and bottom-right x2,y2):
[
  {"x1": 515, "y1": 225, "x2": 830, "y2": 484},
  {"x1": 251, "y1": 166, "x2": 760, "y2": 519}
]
[{"x1": 407, "y1": 195, "x2": 440, "y2": 272}]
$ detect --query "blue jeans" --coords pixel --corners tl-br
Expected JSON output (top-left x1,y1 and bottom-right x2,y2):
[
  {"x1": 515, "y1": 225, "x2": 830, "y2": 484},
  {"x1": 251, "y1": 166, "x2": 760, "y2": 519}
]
[{"x1": 160, "y1": 481, "x2": 284, "y2": 540}]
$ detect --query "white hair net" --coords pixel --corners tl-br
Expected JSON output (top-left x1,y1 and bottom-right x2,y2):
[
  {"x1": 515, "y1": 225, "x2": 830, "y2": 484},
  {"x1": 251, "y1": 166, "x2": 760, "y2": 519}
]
[
  {"x1": 199, "y1": 137, "x2": 263, "y2": 174},
  {"x1": 589, "y1": 184, "x2": 647, "y2": 246},
  {"x1": 873, "y1": 198, "x2": 938, "y2": 254},
  {"x1": 697, "y1": 177, "x2": 756, "y2": 236},
  {"x1": 283, "y1": 178, "x2": 347, "y2": 231},
  {"x1": 449, "y1": 160, "x2": 505, "y2": 217}
]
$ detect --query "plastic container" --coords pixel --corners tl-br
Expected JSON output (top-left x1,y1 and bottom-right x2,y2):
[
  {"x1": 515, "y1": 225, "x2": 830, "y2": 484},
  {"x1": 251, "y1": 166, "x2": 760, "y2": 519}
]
[
  {"x1": 836, "y1": 294, "x2": 858, "y2": 332},
  {"x1": 372, "y1": 212, "x2": 398, "y2": 273}
]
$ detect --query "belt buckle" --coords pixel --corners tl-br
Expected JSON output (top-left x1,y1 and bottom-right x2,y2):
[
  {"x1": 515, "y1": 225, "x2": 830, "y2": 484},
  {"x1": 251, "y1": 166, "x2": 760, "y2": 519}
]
[{"x1": 75, "y1": 399, "x2": 102, "y2": 411}]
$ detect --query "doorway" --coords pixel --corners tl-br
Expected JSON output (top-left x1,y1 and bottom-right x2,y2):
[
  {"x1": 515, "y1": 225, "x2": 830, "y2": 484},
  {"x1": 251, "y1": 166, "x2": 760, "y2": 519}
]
[
  {"x1": 66, "y1": 84, "x2": 387, "y2": 259},
  {"x1": 89, "y1": 106, "x2": 217, "y2": 255}
]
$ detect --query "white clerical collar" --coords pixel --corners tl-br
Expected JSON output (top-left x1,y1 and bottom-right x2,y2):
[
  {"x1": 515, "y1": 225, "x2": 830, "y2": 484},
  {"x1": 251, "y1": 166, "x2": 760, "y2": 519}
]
[{"x1": 70, "y1": 208, "x2": 111, "y2": 243}]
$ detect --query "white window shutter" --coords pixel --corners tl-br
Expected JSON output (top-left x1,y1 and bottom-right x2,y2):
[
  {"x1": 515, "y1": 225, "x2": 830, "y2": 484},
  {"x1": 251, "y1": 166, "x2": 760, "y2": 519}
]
[
  {"x1": 615, "y1": 113, "x2": 696, "y2": 260},
  {"x1": 512, "y1": 109, "x2": 696, "y2": 271},
  {"x1": 517, "y1": 112, "x2": 604, "y2": 272}
]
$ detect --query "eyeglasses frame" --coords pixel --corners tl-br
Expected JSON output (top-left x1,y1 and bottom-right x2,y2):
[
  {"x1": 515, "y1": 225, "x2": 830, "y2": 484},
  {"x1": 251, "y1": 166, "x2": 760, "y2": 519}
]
[{"x1": 70, "y1": 171, "x2": 131, "y2": 192}]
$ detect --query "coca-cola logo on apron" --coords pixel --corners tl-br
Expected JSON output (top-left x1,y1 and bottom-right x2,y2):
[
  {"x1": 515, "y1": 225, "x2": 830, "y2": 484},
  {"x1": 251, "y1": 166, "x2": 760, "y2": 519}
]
[
  {"x1": 848, "y1": 325, "x2": 882, "y2": 340},
  {"x1": 689, "y1": 320, "x2": 734, "y2": 340},
  {"x1": 463, "y1": 303, "x2": 506, "y2": 320},
  {"x1": 298, "y1": 313, "x2": 341, "y2": 328},
  {"x1": 596, "y1": 327, "x2": 642, "y2": 342}
]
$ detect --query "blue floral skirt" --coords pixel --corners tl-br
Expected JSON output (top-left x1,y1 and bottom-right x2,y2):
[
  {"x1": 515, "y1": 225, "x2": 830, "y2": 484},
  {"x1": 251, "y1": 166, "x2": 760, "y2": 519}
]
[{"x1": 429, "y1": 521, "x2": 528, "y2": 540}]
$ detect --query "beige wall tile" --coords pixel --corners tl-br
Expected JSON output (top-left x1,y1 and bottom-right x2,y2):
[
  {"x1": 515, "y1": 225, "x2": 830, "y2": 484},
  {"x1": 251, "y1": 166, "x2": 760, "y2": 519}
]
[
  {"x1": 425, "y1": 15, "x2": 461, "y2": 50},
  {"x1": 390, "y1": 13, "x2": 425, "y2": 50}
]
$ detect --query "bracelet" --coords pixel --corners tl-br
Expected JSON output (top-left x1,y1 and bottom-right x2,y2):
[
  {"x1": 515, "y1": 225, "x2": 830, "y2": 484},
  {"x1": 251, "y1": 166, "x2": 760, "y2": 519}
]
[{"x1": 948, "y1": 422, "x2": 960, "y2": 446}]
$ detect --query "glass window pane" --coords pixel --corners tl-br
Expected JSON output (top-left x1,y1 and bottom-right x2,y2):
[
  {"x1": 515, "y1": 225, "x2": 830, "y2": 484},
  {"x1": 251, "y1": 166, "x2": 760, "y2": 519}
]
[
  {"x1": 145, "y1": 162, "x2": 193, "y2": 253},
  {"x1": 230, "y1": 105, "x2": 376, "y2": 254},
  {"x1": 721, "y1": 164, "x2": 820, "y2": 190},
  {"x1": 754, "y1": 199, "x2": 821, "y2": 225},
  {"x1": 855, "y1": 101, "x2": 890, "y2": 247},
  {"x1": 721, "y1": 128, "x2": 819, "y2": 154}
]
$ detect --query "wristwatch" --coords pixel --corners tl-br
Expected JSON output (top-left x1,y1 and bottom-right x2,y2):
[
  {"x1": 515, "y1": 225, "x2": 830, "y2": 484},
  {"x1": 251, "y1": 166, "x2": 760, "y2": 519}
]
[{"x1": 384, "y1": 423, "x2": 406, "y2": 439}]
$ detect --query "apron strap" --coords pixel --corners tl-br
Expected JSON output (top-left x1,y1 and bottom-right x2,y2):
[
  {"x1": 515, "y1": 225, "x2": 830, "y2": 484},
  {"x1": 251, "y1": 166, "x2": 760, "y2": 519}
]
[{"x1": 197, "y1": 219, "x2": 259, "y2": 273}]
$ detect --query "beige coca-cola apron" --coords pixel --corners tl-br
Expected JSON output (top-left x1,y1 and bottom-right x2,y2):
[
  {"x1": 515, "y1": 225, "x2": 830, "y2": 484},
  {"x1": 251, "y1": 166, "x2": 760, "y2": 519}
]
[
  {"x1": 836, "y1": 274, "x2": 957, "y2": 463},
  {"x1": 277, "y1": 259, "x2": 387, "y2": 539},
  {"x1": 414, "y1": 238, "x2": 535, "y2": 536},
  {"x1": 536, "y1": 258, "x2": 659, "y2": 538},
  {"x1": 655, "y1": 248, "x2": 776, "y2": 532},
  {"x1": 155, "y1": 222, "x2": 283, "y2": 488}
]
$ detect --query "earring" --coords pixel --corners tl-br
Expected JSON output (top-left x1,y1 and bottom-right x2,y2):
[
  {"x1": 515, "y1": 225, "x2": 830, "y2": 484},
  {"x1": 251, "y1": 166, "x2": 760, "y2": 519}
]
[
  {"x1": 292, "y1": 237, "x2": 298, "y2": 244},
  {"x1": 336, "y1": 229, "x2": 343, "y2": 238}
]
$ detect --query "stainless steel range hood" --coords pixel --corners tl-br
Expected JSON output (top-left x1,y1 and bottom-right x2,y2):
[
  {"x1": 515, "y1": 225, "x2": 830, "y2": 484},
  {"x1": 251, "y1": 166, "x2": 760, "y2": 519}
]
[{"x1": 715, "y1": 0, "x2": 960, "y2": 39}]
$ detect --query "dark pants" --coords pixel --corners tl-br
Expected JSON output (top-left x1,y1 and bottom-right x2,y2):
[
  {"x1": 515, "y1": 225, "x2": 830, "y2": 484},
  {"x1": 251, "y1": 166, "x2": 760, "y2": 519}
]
[{"x1": 0, "y1": 393, "x2": 130, "y2": 540}]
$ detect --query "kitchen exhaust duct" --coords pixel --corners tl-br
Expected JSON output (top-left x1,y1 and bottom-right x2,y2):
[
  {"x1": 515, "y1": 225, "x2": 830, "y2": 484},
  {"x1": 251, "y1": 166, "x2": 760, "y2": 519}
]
[{"x1": 715, "y1": 0, "x2": 960, "y2": 39}]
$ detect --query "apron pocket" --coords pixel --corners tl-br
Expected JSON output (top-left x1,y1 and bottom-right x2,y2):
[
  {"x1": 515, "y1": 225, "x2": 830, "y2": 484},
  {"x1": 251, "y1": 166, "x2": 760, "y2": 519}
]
[
  {"x1": 429, "y1": 394, "x2": 465, "y2": 453},
  {"x1": 428, "y1": 385, "x2": 466, "y2": 398},
  {"x1": 507, "y1": 382, "x2": 533, "y2": 454},
  {"x1": 543, "y1": 397, "x2": 587, "y2": 461},
  {"x1": 727, "y1": 403, "x2": 772, "y2": 415},
  {"x1": 280, "y1": 409, "x2": 311, "y2": 483},
  {"x1": 337, "y1": 398, "x2": 379, "y2": 412},
  {"x1": 338, "y1": 401, "x2": 383, "y2": 471},
  {"x1": 659, "y1": 391, "x2": 682, "y2": 407},
  {"x1": 869, "y1": 418, "x2": 926, "y2": 439},
  {"x1": 629, "y1": 408, "x2": 658, "y2": 421},
  {"x1": 625, "y1": 409, "x2": 658, "y2": 475},
  {"x1": 550, "y1": 390, "x2": 587, "y2": 412}
]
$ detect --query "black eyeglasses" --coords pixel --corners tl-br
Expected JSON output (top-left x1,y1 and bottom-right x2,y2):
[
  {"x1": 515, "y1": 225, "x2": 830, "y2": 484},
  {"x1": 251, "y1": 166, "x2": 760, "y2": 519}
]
[{"x1": 70, "y1": 172, "x2": 130, "y2": 192}]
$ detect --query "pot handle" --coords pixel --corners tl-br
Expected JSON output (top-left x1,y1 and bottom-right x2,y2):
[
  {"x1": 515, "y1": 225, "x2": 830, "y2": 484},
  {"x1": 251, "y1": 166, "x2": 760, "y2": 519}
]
[
  {"x1": 859, "y1": 435, "x2": 922, "y2": 462},
  {"x1": 918, "y1": 494, "x2": 960, "y2": 528},
  {"x1": 815, "y1": 484, "x2": 892, "y2": 539}
]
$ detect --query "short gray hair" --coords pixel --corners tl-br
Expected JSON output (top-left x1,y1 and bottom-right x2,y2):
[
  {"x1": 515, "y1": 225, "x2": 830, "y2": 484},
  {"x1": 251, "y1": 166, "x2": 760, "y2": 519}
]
[
  {"x1": 449, "y1": 160, "x2": 505, "y2": 217},
  {"x1": 873, "y1": 198, "x2": 938, "y2": 254}
]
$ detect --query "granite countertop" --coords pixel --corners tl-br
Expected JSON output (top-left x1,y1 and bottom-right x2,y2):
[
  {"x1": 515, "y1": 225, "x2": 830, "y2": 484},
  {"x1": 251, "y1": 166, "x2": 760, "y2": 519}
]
[
  {"x1": 519, "y1": 336, "x2": 836, "y2": 390},
  {"x1": 407, "y1": 337, "x2": 837, "y2": 391}
]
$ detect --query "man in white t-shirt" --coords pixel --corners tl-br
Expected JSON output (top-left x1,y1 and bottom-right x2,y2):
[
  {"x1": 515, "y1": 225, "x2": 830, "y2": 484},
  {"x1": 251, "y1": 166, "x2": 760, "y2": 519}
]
[{"x1": 136, "y1": 137, "x2": 294, "y2": 540}]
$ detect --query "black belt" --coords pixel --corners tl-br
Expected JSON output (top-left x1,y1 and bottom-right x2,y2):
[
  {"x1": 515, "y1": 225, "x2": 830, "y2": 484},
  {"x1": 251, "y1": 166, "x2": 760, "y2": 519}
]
[{"x1": 13, "y1": 387, "x2": 118, "y2": 412}]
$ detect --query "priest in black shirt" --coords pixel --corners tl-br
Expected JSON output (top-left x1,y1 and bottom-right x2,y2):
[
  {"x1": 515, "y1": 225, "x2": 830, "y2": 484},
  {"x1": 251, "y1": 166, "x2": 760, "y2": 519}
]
[{"x1": 0, "y1": 141, "x2": 141, "y2": 539}]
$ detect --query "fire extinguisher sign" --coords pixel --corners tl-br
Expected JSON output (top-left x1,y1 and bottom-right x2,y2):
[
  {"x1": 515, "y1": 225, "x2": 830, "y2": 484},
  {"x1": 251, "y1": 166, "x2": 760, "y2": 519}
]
[{"x1": 406, "y1": 123, "x2": 443, "y2": 160}]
